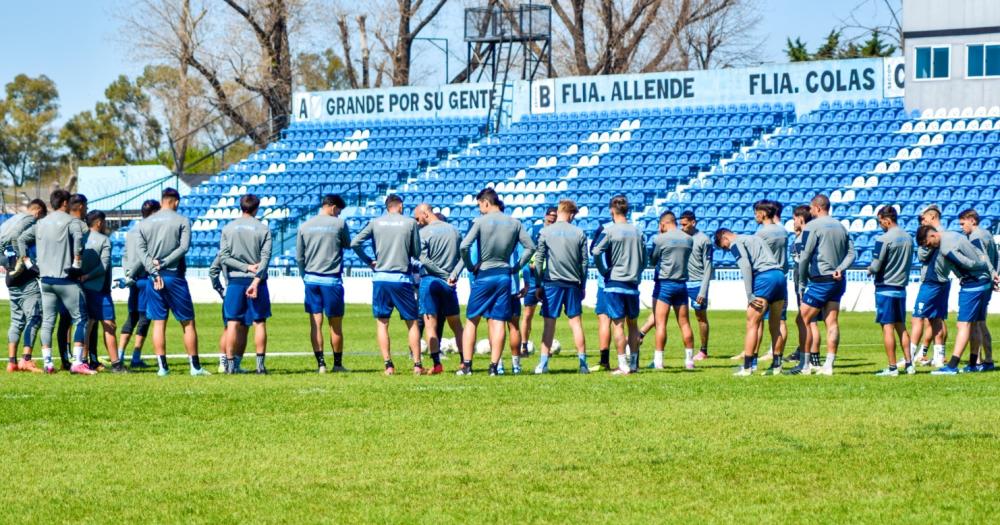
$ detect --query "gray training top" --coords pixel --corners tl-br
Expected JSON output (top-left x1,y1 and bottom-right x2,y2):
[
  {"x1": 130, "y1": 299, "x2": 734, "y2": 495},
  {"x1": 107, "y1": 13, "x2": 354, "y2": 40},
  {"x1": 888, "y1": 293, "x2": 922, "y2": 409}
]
[
  {"x1": 917, "y1": 226, "x2": 950, "y2": 283},
  {"x1": 136, "y1": 208, "x2": 191, "y2": 274},
  {"x1": 939, "y1": 230, "x2": 992, "y2": 285},
  {"x1": 18, "y1": 210, "x2": 85, "y2": 280},
  {"x1": 296, "y1": 213, "x2": 351, "y2": 276},
  {"x1": 687, "y1": 230, "x2": 713, "y2": 299},
  {"x1": 122, "y1": 223, "x2": 147, "y2": 282},
  {"x1": 756, "y1": 223, "x2": 789, "y2": 272},
  {"x1": 208, "y1": 252, "x2": 224, "y2": 290},
  {"x1": 81, "y1": 230, "x2": 112, "y2": 292},
  {"x1": 220, "y1": 216, "x2": 272, "y2": 280},
  {"x1": 968, "y1": 226, "x2": 998, "y2": 276},
  {"x1": 418, "y1": 220, "x2": 464, "y2": 279},
  {"x1": 649, "y1": 229, "x2": 693, "y2": 281},
  {"x1": 457, "y1": 211, "x2": 535, "y2": 279},
  {"x1": 868, "y1": 226, "x2": 913, "y2": 288},
  {"x1": 731, "y1": 234, "x2": 782, "y2": 302},
  {"x1": 1, "y1": 212, "x2": 36, "y2": 254},
  {"x1": 797, "y1": 215, "x2": 855, "y2": 287},
  {"x1": 351, "y1": 212, "x2": 421, "y2": 274},
  {"x1": 591, "y1": 221, "x2": 646, "y2": 285},
  {"x1": 535, "y1": 220, "x2": 588, "y2": 285}
]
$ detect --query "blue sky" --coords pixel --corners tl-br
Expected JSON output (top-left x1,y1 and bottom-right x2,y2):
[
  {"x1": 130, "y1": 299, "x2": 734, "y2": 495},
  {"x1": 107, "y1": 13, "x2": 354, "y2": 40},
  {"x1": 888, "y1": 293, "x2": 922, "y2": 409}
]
[{"x1": 0, "y1": 0, "x2": 898, "y2": 123}]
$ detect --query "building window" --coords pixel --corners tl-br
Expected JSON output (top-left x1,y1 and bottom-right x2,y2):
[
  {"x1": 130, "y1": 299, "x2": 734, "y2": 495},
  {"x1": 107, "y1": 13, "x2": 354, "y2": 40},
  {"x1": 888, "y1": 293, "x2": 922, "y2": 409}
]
[
  {"x1": 915, "y1": 46, "x2": 950, "y2": 80},
  {"x1": 967, "y1": 44, "x2": 1000, "y2": 77}
]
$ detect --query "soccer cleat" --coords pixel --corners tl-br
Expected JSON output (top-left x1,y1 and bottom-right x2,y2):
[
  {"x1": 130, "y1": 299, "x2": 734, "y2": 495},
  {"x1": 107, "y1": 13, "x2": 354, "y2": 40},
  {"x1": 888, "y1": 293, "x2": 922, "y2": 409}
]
[
  {"x1": 190, "y1": 367, "x2": 212, "y2": 377},
  {"x1": 980, "y1": 362, "x2": 996, "y2": 372},
  {"x1": 256, "y1": 367, "x2": 268, "y2": 375},
  {"x1": 332, "y1": 365, "x2": 349, "y2": 373},
  {"x1": 534, "y1": 363, "x2": 548, "y2": 374},
  {"x1": 905, "y1": 364, "x2": 917, "y2": 375},
  {"x1": 427, "y1": 364, "x2": 444, "y2": 375},
  {"x1": 129, "y1": 359, "x2": 150, "y2": 369},
  {"x1": 157, "y1": 368, "x2": 169, "y2": 377},
  {"x1": 18, "y1": 360, "x2": 42, "y2": 373},
  {"x1": 44, "y1": 364, "x2": 56, "y2": 374},
  {"x1": 89, "y1": 362, "x2": 106, "y2": 372},
  {"x1": 218, "y1": 362, "x2": 227, "y2": 374},
  {"x1": 733, "y1": 367, "x2": 753, "y2": 377},
  {"x1": 931, "y1": 365, "x2": 959, "y2": 375},
  {"x1": 761, "y1": 366, "x2": 782, "y2": 376},
  {"x1": 787, "y1": 350, "x2": 802, "y2": 362},
  {"x1": 318, "y1": 365, "x2": 327, "y2": 374},
  {"x1": 593, "y1": 363, "x2": 609, "y2": 372},
  {"x1": 70, "y1": 363, "x2": 97, "y2": 375},
  {"x1": 786, "y1": 363, "x2": 811, "y2": 376},
  {"x1": 895, "y1": 359, "x2": 907, "y2": 370},
  {"x1": 610, "y1": 367, "x2": 631, "y2": 376},
  {"x1": 412, "y1": 366, "x2": 424, "y2": 376},
  {"x1": 875, "y1": 367, "x2": 899, "y2": 377},
  {"x1": 110, "y1": 365, "x2": 130, "y2": 374},
  {"x1": 961, "y1": 364, "x2": 982, "y2": 373},
  {"x1": 6, "y1": 362, "x2": 17, "y2": 373},
  {"x1": 495, "y1": 363, "x2": 505, "y2": 376},
  {"x1": 815, "y1": 365, "x2": 834, "y2": 376},
  {"x1": 512, "y1": 365, "x2": 522, "y2": 375},
  {"x1": 384, "y1": 366, "x2": 395, "y2": 376},
  {"x1": 684, "y1": 360, "x2": 695, "y2": 370},
  {"x1": 645, "y1": 361, "x2": 663, "y2": 370},
  {"x1": 578, "y1": 364, "x2": 590, "y2": 374},
  {"x1": 693, "y1": 351, "x2": 708, "y2": 361},
  {"x1": 455, "y1": 366, "x2": 472, "y2": 376}
]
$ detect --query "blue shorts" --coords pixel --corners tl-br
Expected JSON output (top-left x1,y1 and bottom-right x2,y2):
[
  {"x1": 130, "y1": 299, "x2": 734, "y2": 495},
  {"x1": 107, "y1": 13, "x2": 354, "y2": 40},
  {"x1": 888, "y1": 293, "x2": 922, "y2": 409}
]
[
  {"x1": 754, "y1": 269, "x2": 787, "y2": 304},
  {"x1": 801, "y1": 278, "x2": 846, "y2": 308},
  {"x1": 686, "y1": 282, "x2": 708, "y2": 311},
  {"x1": 304, "y1": 283, "x2": 345, "y2": 318},
  {"x1": 540, "y1": 282, "x2": 583, "y2": 319},
  {"x1": 84, "y1": 290, "x2": 116, "y2": 321},
  {"x1": 604, "y1": 292, "x2": 640, "y2": 320},
  {"x1": 146, "y1": 272, "x2": 195, "y2": 321},
  {"x1": 651, "y1": 281, "x2": 661, "y2": 305},
  {"x1": 223, "y1": 278, "x2": 271, "y2": 324},
  {"x1": 127, "y1": 278, "x2": 148, "y2": 314},
  {"x1": 957, "y1": 281, "x2": 992, "y2": 323},
  {"x1": 419, "y1": 276, "x2": 460, "y2": 318},
  {"x1": 510, "y1": 294, "x2": 522, "y2": 319},
  {"x1": 656, "y1": 279, "x2": 688, "y2": 307},
  {"x1": 595, "y1": 287, "x2": 608, "y2": 316},
  {"x1": 913, "y1": 281, "x2": 950, "y2": 320},
  {"x1": 875, "y1": 285, "x2": 907, "y2": 325},
  {"x1": 522, "y1": 275, "x2": 541, "y2": 308},
  {"x1": 372, "y1": 280, "x2": 418, "y2": 320},
  {"x1": 467, "y1": 270, "x2": 513, "y2": 321}
]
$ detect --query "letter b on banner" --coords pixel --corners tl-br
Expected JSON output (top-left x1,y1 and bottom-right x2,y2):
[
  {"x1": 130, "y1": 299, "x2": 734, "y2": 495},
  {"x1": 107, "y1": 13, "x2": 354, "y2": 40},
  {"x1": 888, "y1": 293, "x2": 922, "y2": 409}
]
[{"x1": 532, "y1": 79, "x2": 555, "y2": 114}]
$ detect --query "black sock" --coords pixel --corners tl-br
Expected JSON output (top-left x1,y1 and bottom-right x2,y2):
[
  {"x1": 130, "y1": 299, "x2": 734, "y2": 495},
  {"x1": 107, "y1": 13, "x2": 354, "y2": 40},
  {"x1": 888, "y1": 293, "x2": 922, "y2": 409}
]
[
  {"x1": 384, "y1": 359, "x2": 394, "y2": 370},
  {"x1": 489, "y1": 362, "x2": 498, "y2": 373},
  {"x1": 112, "y1": 360, "x2": 124, "y2": 370},
  {"x1": 948, "y1": 355, "x2": 960, "y2": 369},
  {"x1": 969, "y1": 353, "x2": 979, "y2": 367},
  {"x1": 699, "y1": 346, "x2": 707, "y2": 356},
  {"x1": 314, "y1": 351, "x2": 326, "y2": 366},
  {"x1": 190, "y1": 355, "x2": 201, "y2": 370},
  {"x1": 157, "y1": 355, "x2": 169, "y2": 370},
  {"x1": 8, "y1": 356, "x2": 16, "y2": 365},
  {"x1": 905, "y1": 361, "x2": 912, "y2": 368},
  {"x1": 600, "y1": 349, "x2": 610, "y2": 366},
  {"x1": 334, "y1": 352, "x2": 343, "y2": 367},
  {"x1": 773, "y1": 355, "x2": 783, "y2": 368},
  {"x1": 810, "y1": 352, "x2": 820, "y2": 366},
  {"x1": 414, "y1": 361, "x2": 423, "y2": 369},
  {"x1": 226, "y1": 359, "x2": 235, "y2": 374},
  {"x1": 888, "y1": 364, "x2": 897, "y2": 371},
  {"x1": 256, "y1": 354, "x2": 266, "y2": 370},
  {"x1": 743, "y1": 355, "x2": 753, "y2": 369},
  {"x1": 431, "y1": 352, "x2": 441, "y2": 366}
]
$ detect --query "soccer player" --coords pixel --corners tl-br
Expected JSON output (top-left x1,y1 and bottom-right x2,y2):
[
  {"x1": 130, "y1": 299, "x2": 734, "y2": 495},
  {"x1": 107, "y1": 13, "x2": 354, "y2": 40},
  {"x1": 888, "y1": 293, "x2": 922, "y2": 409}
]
[
  {"x1": 414, "y1": 203, "x2": 464, "y2": 375},
  {"x1": 533, "y1": 199, "x2": 589, "y2": 374},
  {"x1": 648, "y1": 211, "x2": 696, "y2": 370},
  {"x1": 714, "y1": 228, "x2": 786, "y2": 376},
  {"x1": 118, "y1": 199, "x2": 160, "y2": 369},
  {"x1": 80, "y1": 210, "x2": 126, "y2": 373},
  {"x1": 592, "y1": 220, "x2": 614, "y2": 371},
  {"x1": 219, "y1": 194, "x2": 272, "y2": 374},
  {"x1": 867, "y1": 206, "x2": 914, "y2": 376},
  {"x1": 958, "y1": 208, "x2": 998, "y2": 371},
  {"x1": 680, "y1": 211, "x2": 712, "y2": 361},
  {"x1": 297, "y1": 194, "x2": 351, "y2": 373},
  {"x1": 17, "y1": 190, "x2": 91, "y2": 374},
  {"x1": 520, "y1": 206, "x2": 557, "y2": 355},
  {"x1": 351, "y1": 194, "x2": 423, "y2": 375},
  {"x1": 911, "y1": 205, "x2": 950, "y2": 366},
  {"x1": 591, "y1": 195, "x2": 645, "y2": 375},
  {"x1": 135, "y1": 187, "x2": 209, "y2": 377},
  {"x1": 454, "y1": 188, "x2": 535, "y2": 376},
  {"x1": 918, "y1": 227, "x2": 996, "y2": 375},
  {"x1": 5, "y1": 200, "x2": 47, "y2": 373},
  {"x1": 637, "y1": 214, "x2": 669, "y2": 349},
  {"x1": 793, "y1": 194, "x2": 855, "y2": 376},
  {"x1": 753, "y1": 200, "x2": 789, "y2": 368},
  {"x1": 1, "y1": 199, "x2": 47, "y2": 277},
  {"x1": 789, "y1": 205, "x2": 817, "y2": 363}
]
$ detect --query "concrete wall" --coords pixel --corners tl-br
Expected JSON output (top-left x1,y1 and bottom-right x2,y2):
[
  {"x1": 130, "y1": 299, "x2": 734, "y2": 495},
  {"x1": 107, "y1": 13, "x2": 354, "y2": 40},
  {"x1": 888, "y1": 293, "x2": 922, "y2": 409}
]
[{"x1": 903, "y1": 0, "x2": 1000, "y2": 111}]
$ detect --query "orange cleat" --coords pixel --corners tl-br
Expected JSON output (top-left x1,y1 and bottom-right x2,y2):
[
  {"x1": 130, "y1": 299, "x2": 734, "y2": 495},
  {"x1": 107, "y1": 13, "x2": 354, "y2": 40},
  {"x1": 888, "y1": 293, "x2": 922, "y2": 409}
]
[{"x1": 18, "y1": 360, "x2": 43, "y2": 374}]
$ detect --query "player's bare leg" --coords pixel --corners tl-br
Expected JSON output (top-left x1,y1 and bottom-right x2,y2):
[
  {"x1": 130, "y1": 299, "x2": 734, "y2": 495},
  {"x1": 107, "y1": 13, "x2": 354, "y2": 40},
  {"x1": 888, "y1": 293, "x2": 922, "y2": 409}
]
[
  {"x1": 375, "y1": 317, "x2": 395, "y2": 375},
  {"x1": 736, "y1": 300, "x2": 766, "y2": 376},
  {"x1": 487, "y1": 318, "x2": 506, "y2": 375},
  {"x1": 675, "y1": 304, "x2": 696, "y2": 368},
  {"x1": 652, "y1": 301, "x2": 669, "y2": 369}
]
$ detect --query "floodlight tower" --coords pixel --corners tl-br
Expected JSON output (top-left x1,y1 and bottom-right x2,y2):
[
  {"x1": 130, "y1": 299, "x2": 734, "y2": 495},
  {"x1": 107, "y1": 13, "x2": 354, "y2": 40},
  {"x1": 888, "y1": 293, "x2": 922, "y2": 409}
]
[{"x1": 464, "y1": 3, "x2": 552, "y2": 133}]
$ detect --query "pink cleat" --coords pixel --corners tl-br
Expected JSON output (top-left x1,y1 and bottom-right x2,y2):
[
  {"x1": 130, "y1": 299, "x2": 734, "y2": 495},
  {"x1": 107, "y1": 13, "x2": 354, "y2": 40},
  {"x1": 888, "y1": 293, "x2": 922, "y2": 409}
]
[
  {"x1": 693, "y1": 351, "x2": 708, "y2": 361},
  {"x1": 685, "y1": 360, "x2": 695, "y2": 370},
  {"x1": 70, "y1": 363, "x2": 97, "y2": 375}
]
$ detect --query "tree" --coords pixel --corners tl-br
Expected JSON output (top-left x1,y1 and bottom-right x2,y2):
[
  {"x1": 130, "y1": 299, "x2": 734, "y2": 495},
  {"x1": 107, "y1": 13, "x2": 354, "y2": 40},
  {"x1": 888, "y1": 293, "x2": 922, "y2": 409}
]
[
  {"x1": 860, "y1": 30, "x2": 896, "y2": 58},
  {"x1": 785, "y1": 38, "x2": 810, "y2": 62},
  {"x1": 295, "y1": 48, "x2": 350, "y2": 91},
  {"x1": 680, "y1": 0, "x2": 762, "y2": 69},
  {"x1": 139, "y1": 64, "x2": 208, "y2": 175},
  {"x1": 0, "y1": 74, "x2": 60, "y2": 193},
  {"x1": 784, "y1": 28, "x2": 898, "y2": 62}
]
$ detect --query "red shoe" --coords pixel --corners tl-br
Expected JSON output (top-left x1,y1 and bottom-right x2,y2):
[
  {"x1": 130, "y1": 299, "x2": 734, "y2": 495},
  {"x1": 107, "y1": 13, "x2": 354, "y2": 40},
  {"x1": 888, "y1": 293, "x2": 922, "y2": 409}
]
[
  {"x1": 18, "y1": 360, "x2": 43, "y2": 373},
  {"x1": 70, "y1": 363, "x2": 97, "y2": 375},
  {"x1": 384, "y1": 366, "x2": 395, "y2": 376},
  {"x1": 6, "y1": 362, "x2": 17, "y2": 373},
  {"x1": 427, "y1": 364, "x2": 444, "y2": 375}
]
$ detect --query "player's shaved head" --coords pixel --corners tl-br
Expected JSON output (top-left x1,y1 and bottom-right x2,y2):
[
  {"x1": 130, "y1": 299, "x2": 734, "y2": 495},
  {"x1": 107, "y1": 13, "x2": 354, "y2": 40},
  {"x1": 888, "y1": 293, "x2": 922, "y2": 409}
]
[
  {"x1": 659, "y1": 210, "x2": 676, "y2": 225},
  {"x1": 810, "y1": 194, "x2": 830, "y2": 212}
]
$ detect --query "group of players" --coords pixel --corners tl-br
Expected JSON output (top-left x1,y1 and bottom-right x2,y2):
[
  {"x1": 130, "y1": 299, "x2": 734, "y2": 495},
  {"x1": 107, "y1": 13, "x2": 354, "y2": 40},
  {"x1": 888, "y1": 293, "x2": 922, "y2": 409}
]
[{"x1": 2, "y1": 186, "x2": 997, "y2": 377}]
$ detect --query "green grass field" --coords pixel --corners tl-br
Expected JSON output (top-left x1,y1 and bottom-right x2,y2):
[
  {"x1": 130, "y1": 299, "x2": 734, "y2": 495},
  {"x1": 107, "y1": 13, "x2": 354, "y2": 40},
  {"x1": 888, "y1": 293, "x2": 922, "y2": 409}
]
[{"x1": 1, "y1": 301, "x2": 999, "y2": 524}]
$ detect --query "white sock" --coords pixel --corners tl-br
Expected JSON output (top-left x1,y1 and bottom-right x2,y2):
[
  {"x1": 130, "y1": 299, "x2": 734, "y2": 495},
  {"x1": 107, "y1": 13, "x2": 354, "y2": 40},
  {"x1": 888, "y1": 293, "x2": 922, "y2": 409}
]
[
  {"x1": 933, "y1": 344, "x2": 945, "y2": 357},
  {"x1": 42, "y1": 348, "x2": 53, "y2": 366},
  {"x1": 617, "y1": 354, "x2": 628, "y2": 369},
  {"x1": 512, "y1": 355, "x2": 521, "y2": 367},
  {"x1": 72, "y1": 346, "x2": 83, "y2": 366},
  {"x1": 825, "y1": 353, "x2": 836, "y2": 367},
  {"x1": 684, "y1": 348, "x2": 694, "y2": 362},
  {"x1": 653, "y1": 350, "x2": 664, "y2": 367}
]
